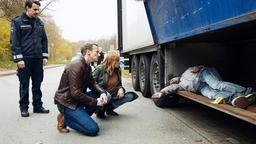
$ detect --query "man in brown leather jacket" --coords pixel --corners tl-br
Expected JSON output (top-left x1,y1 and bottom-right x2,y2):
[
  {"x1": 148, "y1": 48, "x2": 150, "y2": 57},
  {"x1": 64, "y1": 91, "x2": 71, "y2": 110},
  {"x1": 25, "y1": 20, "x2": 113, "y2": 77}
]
[{"x1": 54, "y1": 43, "x2": 110, "y2": 136}]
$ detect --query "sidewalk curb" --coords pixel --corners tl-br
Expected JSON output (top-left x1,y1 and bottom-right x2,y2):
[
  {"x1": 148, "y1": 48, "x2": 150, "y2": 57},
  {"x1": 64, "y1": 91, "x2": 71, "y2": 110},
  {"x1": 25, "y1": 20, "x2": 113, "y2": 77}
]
[{"x1": 0, "y1": 64, "x2": 65, "y2": 77}]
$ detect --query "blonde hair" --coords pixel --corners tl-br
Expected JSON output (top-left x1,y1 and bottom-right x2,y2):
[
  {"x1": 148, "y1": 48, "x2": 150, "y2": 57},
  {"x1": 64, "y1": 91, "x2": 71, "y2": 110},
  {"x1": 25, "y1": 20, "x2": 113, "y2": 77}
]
[{"x1": 102, "y1": 51, "x2": 120, "y2": 75}]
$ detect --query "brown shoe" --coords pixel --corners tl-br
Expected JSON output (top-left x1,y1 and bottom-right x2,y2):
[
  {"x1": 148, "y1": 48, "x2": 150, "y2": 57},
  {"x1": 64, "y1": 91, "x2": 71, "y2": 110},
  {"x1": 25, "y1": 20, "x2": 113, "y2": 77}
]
[
  {"x1": 232, "y1": 93, "x2": 256, "y2": 109},
  {"x1": 57, "y1": 113, "x2": 70, "y2": 133}
]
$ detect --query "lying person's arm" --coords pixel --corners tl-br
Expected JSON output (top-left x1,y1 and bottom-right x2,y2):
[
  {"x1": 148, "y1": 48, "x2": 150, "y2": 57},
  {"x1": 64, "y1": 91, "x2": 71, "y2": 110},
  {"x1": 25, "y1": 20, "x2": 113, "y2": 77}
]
[
  {"x1": 152, "y1": 84, "x2": 183, "y2": 98},
  {"x1": 169, "y1": 77, "x2": 181, "y2": 84}
]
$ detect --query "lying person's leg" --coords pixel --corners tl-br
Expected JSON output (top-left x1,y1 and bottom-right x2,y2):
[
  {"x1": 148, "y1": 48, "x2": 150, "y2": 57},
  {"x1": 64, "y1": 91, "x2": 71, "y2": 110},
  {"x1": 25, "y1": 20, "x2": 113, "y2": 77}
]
[
  {"x1": 199, "y1": 85, "x2": 234, "y2": 103},
  {"x1": 200, "y1": 68, "x2": 252, "y2": 95},
  {"x1": 199, "y1": 85, "x2": 256, "y2": 108}
]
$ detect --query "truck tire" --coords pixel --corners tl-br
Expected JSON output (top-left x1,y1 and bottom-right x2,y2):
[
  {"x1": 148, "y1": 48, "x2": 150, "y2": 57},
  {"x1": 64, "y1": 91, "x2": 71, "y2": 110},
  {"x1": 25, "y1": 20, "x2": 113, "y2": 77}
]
[
  {"x1": 131, "y1": 55, "x2": 140, "y2": 91},
  {"x1": 150, "y1": 53, "x2": 161, "y2": 95},
  {"x1": 139, "y1": 55, "x2": 151, "y2": 97},
  {"x1": 153, "y1": 93, "x2": 180, "y2": 108}
]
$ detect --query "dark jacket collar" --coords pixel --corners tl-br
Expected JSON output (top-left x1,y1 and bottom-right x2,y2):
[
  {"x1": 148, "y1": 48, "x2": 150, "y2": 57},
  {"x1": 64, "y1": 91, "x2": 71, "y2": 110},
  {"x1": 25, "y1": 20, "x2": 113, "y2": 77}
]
[{"x1": 21, "y1": 12, "x2": 36, "y2": 23}]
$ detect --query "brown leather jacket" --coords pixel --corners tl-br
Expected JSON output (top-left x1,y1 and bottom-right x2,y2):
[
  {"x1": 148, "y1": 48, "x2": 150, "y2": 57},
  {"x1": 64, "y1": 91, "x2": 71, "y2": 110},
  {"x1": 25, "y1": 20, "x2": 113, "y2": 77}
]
[{"x1": 54, "y1": 57, "x2": 105, "y2": 110}]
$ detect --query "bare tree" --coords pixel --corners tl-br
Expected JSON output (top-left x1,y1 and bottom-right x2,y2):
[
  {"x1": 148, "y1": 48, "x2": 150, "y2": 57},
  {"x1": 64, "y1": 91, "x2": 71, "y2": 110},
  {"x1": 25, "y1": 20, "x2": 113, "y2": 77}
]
[
  {"x1": 0, "y1": 0, "x2": 58, "y2": 21},
  {"x1": 0, "y1": 0, "x2": 25, "y2": 21}
]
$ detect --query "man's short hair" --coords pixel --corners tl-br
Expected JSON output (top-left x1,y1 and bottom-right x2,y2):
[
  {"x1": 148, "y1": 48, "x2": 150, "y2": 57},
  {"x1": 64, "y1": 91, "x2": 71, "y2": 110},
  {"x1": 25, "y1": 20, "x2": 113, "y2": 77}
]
[
  {"x1": 81, "y1": 43, "x2": 98, "y2": 56},
  {"x1": 25, "y1": 0, "x2": 41, "y2": 9}
]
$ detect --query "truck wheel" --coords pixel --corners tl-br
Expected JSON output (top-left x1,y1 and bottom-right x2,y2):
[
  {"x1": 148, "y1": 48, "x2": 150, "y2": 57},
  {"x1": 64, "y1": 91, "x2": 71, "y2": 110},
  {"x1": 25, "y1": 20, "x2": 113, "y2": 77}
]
[
  {"x1": 131, "y1": 55, "x2": 140, "y2": 91},
  {"x1": 153, "y1": 93, "x2": 180, "y2": 108},
  {"x1": 139, "y1": 55, "x2": 151, "y2": 97},
  {"x1": 150, "y1": 54, "x2": 161, "y2": 95}
]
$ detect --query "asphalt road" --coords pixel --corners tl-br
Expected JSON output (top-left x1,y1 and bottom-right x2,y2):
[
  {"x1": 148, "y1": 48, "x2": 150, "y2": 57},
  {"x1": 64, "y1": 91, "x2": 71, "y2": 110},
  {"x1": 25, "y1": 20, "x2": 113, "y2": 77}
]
[{"x1": 0, "y1": 66, "x2": 255, "y2": 144}]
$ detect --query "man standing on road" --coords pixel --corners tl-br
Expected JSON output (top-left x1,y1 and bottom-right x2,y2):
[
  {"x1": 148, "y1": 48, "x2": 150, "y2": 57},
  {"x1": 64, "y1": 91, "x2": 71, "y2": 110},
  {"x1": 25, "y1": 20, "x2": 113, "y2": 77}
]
[
  {"x1": 54, "y1": 43, "x2": 110, "y2": 136},
  {"x1": 10, "y1": 0, "x2": 49, "y2": 117}
]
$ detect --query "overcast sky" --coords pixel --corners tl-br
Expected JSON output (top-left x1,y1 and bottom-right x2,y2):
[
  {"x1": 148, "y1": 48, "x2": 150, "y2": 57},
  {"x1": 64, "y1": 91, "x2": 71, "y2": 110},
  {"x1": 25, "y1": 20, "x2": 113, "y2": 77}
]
[{"x1": 42, "y1": 0, "x2": 117, "y2": 42}]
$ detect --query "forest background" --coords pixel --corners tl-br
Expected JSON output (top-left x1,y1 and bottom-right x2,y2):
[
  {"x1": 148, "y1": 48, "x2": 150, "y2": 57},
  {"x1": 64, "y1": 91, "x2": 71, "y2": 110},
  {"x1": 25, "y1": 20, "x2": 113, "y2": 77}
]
[{"x1": 0, "y1": 0, "x2": 117, "y2": 69}]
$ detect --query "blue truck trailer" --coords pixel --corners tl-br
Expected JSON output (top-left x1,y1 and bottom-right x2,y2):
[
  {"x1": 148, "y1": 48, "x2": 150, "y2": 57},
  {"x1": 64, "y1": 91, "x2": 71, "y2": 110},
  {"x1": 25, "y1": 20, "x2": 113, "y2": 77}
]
[{"x1": 118, "y1": 0, "x2": 256, "y2": 124}]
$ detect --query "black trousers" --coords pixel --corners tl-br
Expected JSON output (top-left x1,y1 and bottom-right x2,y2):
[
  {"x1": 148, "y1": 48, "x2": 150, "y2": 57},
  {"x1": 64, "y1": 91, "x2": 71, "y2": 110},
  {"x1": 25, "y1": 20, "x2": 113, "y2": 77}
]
[{"x1": 17, "y1": 58, "x2": 44, "y2": 110}]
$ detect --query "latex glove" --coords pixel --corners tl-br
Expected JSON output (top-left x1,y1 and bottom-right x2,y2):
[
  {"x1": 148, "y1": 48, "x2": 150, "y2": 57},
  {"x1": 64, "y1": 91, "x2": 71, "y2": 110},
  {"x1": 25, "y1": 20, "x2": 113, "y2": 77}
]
[
  {"x1": 43, "y1": 58, "x2": 48, "y2": 66},
  {"x1": 17, "y1": 60, "x2": 25, "y2": 69},
  {"x1": 96, "y1": 98, "x2": 104, "y2": 106},
  {"x1": 117, "y1": 88, "x2": 125, "y2": 99},
  {"x1": 100, "y1": 93, "x2": 108, "y2": 104}
]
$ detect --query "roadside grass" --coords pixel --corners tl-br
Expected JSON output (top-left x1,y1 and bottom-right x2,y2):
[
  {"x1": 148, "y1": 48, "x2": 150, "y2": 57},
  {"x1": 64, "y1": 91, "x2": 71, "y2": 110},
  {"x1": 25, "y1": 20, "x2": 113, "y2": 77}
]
[
  {"x1": 0, "y1": 61, "x2": 16, "y2": 69},
  {"x1": 0, "y1": 60, "x2": 131, "y2": 78},
  {"x1": 0, "y1": 60, "x2": 70, "y2": 70}
]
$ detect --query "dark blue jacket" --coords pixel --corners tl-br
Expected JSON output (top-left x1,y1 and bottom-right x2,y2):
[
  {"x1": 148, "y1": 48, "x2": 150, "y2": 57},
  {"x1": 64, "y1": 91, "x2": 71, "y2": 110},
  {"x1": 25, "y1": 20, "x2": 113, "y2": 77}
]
[{"x1": 10, "y1": 13, "x2": 48, "y2": 62}]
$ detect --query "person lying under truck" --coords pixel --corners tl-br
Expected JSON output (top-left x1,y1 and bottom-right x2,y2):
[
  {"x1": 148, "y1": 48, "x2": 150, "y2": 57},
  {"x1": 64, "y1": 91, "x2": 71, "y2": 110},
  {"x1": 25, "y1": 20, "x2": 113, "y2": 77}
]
[{"x1": 152, "y1": 66, "x2": 256, "y2": 109}]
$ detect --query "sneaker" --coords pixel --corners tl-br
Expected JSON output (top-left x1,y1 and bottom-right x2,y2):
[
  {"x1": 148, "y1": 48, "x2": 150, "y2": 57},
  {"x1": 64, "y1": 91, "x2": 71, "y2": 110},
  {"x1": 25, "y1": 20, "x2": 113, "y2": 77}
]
[
  {"x1": 245, "y1": 93, "x2": 256, "y2": 105},
  {"x1": 231, "y1": 93, "x2": 256, "y2": 109}
]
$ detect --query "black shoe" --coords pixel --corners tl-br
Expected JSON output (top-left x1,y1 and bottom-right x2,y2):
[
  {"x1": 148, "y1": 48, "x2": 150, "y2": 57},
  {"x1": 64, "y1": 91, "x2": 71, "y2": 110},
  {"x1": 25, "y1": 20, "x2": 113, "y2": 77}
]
[
  {"x1": 21, "y1": 110, "x2": 29, "y2": 117},
  {"x1": 106, "y1": 109, "x2": 119, "y2": 116},
  {"x1": 33, "y1": 107, "x2": 50, "y2": 113},
  {"x1": 96, "y1": 110, "x2": 106, "y2": 119},
  {"x1": 106, "y1": 104, "x2": 119, "y2": 116},
  {"x1": 96, "y1": 111, "x2": 106, "y2": 119},
  {"x1": 126, "y1": 91, "x2": 139, "y2": 102},
  {"x1": 131, "y1": 92, "x2": 139, "y2": 102},
  {"x1": 96, "y1": 107, "x2": 106, "y2": 119}
]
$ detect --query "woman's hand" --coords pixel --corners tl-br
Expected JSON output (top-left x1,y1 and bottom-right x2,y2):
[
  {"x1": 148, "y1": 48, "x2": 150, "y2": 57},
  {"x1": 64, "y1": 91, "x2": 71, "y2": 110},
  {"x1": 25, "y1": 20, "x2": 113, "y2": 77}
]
[{"x1": 117, "y1": 88, "x2": 125, "y2": 99}]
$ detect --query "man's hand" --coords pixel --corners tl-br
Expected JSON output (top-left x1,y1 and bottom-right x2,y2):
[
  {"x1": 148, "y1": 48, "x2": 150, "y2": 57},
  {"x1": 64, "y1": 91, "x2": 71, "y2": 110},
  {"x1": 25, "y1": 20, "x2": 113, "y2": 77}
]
[
  {"x1": 152, "y1": 92, "x2": 164, "y2": 99},
  {"x1": 17, "y1": 60, "x2": 25, "y2": 69},
  {"x1": 117, "y1": 88, "x2": 125, "y2": 99},
  {"x1": 43, "y1": 58, "x2": 48, "y2": 66}
]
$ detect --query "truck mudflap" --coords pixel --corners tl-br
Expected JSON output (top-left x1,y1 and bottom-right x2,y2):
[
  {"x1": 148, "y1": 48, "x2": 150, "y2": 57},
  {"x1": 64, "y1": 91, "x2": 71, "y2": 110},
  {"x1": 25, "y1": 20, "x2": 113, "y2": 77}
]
[{"x1": 177, "y1": 91, "x2": 256, "y2": 125}]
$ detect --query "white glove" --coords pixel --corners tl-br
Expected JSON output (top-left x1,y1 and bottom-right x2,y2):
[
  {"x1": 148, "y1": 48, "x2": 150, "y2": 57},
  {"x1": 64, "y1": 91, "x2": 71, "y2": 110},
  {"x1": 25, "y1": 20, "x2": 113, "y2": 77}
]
[
  {"x1": 100, "y1": 93, "x2": 108, "y2": 104},
  {"x1": 96, "y1": 98, "x2": 104, "y2": 106},
  {"x1": 43, "y1": 58, "x2": 48, "y2": 66},
  {"x1": 17, "y1": 60, "x2": 25, "y2": 69}
]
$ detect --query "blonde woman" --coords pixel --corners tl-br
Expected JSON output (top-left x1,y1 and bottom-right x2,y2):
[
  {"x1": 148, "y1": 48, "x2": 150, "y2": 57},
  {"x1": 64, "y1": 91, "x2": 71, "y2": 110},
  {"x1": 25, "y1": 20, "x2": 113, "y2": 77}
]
[{"x1": 93, "y1": 51, "x2": 138, "y2": 118}]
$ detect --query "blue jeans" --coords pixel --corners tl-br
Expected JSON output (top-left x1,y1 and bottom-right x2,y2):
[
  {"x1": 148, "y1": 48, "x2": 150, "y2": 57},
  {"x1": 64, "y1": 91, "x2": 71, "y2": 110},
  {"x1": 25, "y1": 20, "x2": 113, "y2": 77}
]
[
  {"x1": 111, "y1": 91, "x2": 136, "y2": 108},
  {"x1": 57, "y1": 91, "x2": 111, "y2": 136},
  {"x1": 198, "y1": 68, "x2": 252, "y2": 103}
]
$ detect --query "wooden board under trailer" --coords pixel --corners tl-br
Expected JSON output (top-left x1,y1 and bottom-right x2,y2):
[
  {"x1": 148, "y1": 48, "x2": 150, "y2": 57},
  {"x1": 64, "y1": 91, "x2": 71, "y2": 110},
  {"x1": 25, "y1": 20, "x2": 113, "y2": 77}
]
[{"x1": 177, "y1": 91, "x2": 256, "y2": 125}]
